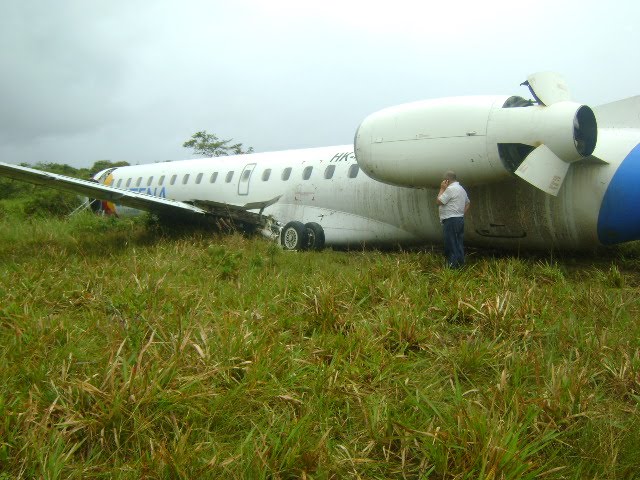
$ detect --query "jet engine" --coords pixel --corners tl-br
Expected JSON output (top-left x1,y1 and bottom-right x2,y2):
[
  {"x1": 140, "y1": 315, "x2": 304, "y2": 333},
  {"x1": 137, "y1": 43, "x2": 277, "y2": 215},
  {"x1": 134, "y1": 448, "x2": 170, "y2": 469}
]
[{"x1": 354, "y1": 72, "x2": 598, "y2": 196}]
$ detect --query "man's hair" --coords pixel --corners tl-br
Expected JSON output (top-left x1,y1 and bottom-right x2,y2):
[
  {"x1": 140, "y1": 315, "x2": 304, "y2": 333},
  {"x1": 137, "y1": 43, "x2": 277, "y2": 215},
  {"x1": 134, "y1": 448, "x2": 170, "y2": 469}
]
[{"x1": 444, "y1": 171, "x2": 457, "y2": 181}]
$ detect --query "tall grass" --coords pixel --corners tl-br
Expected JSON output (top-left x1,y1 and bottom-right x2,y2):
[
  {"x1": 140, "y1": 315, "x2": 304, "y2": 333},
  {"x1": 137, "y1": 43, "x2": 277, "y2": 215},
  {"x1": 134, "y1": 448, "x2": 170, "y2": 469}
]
[{"x1": 1, "y1": 212, "x2": 639, "y2": 478}]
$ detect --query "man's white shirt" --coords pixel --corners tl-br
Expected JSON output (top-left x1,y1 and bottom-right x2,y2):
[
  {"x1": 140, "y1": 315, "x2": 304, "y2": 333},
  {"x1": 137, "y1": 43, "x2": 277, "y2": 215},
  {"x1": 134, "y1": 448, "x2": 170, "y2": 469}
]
[{"x1": 438, "y1": 181, "x2": 469, "y2": 221}]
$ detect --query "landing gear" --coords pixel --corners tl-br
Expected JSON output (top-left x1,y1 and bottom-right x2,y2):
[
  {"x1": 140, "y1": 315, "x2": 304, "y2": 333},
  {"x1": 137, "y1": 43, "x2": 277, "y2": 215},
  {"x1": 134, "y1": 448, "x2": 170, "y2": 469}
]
[
  {"x1": 280, "y1": 221, "x2": 308, "y2": 250},
  {"x1": 279, "y1": 221, "x2": 325, "y2": 251},
  {"x1": 304, "y1": 222, "x2": 325, "y2": 251}
]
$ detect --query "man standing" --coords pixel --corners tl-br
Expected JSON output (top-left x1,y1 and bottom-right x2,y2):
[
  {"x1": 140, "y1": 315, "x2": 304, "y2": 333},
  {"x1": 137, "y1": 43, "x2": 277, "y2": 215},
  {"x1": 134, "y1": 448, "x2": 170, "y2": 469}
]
[{"x1": 437, "y1": 171, "x2": 470, "y2": 268}]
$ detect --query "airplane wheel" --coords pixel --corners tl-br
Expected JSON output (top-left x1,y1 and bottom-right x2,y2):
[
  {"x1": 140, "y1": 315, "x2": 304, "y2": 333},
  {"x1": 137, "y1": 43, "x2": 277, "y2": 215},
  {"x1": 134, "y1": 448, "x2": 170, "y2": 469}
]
[
  {"x1": 280, "y1": 221, "x2": 308, "y2": 251},
  {"x1": 305, "y1": 222, "x2": 325, "y2": 251}
]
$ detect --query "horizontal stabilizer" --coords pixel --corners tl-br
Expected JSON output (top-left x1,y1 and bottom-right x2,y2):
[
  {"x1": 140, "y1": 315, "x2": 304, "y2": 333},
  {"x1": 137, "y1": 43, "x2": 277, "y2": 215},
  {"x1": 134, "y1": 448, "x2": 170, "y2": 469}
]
[{"x1": 515, "y1": 144, "x2": 570, "y2": 196}]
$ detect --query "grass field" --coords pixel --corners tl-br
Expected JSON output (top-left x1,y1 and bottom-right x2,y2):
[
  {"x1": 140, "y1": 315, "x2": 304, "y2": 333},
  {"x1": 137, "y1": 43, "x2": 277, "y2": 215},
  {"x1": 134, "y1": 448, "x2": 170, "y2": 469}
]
[{"x1": 1, "y1": 212, "x2": 639, "y2": 479}]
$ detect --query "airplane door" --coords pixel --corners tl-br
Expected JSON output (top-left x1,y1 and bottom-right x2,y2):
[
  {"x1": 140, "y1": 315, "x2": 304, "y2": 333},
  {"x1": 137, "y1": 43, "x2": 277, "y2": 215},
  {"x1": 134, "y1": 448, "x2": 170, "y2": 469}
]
[{"x1": 238, "y1": 163, "x2": 256, "y2": 196}]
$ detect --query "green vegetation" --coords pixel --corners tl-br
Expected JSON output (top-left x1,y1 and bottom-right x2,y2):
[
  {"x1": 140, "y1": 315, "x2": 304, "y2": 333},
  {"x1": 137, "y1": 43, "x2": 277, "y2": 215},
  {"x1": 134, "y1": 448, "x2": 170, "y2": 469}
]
[
  {"x1": 1, "y1": 210, "x2": 639, "y2": 478},
  {"x1": 183, "y1": 131, "x2": 254, "y2": 157}
]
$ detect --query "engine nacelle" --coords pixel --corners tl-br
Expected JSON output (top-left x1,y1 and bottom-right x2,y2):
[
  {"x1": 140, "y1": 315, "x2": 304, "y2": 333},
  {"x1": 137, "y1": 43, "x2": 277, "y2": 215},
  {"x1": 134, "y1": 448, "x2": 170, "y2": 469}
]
[{"x1": 354, "y1": 95, "x2": 597, "y2": 189}]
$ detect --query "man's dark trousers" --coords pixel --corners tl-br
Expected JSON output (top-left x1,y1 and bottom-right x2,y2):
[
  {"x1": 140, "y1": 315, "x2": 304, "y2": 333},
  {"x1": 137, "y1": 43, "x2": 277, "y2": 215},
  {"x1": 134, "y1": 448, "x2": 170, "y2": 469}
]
[{"x1": 443, "y1": 216, "x2": 465, "y2": 268}]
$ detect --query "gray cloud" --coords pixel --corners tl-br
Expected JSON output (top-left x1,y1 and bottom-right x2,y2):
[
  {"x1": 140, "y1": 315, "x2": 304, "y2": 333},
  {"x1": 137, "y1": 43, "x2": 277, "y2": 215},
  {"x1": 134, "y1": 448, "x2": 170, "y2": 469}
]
[{"x1": 1, "y1": 0, "x2": 638, "y2": 167}]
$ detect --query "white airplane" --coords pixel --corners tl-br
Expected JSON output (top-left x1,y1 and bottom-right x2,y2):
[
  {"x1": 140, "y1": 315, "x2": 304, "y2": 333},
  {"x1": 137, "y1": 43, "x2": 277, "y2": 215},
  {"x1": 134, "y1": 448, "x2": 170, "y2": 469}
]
[{"x1": 1, "y1": 72, "x2": 639, "y2": 251}]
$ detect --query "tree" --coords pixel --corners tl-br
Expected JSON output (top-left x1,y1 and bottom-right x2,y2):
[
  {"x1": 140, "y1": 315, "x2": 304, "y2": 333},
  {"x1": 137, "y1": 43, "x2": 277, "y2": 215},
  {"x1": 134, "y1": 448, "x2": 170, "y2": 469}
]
[
  {"x1": 89, "y1": 160, "x2": 130, "y2": 175},
  {"x1": 183, "y1": 131, "x2": 253, "y2": 157}
]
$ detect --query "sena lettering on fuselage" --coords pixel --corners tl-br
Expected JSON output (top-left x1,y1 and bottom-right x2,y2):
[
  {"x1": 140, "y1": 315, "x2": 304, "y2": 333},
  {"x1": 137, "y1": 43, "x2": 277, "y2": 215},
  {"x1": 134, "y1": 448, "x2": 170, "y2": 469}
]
[{"x1": 128, "y1": 187, "x2": 167, "y2": 197}]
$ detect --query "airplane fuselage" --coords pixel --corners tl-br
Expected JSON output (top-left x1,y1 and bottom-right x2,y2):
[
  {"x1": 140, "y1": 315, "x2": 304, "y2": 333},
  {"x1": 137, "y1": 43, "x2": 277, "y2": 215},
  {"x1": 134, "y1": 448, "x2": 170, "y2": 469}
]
[
  {"x1": 3, "y1": 77, "x2": 639, "y2": 252},
  {"x1": 102, "y1": 137, "x2": 640, "y2": 250}
]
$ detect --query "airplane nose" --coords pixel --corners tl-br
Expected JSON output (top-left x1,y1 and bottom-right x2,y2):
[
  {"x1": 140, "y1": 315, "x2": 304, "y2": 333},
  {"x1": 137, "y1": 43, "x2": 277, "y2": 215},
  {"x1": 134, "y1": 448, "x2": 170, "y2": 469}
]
[{"x1": 597, "y1": 143, "x2": 640, "y2": 245}]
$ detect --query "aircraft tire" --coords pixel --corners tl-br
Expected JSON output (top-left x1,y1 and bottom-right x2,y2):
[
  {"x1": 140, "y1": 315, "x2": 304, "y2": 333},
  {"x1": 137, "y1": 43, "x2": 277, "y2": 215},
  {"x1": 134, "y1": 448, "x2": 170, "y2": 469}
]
[
  {"x1": 304, "y1": 222, "x2": 325, "y2": 251},
  {"x1": 280, "y1": 221, "x2": 308, "y2": 251}
]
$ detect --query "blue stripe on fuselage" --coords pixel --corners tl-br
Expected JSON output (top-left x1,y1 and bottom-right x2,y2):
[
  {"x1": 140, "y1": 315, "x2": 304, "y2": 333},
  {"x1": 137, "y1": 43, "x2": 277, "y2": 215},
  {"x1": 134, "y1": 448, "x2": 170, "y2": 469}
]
[{"x1": 597, "y1": 143, "x2": 640, "y2": 245}]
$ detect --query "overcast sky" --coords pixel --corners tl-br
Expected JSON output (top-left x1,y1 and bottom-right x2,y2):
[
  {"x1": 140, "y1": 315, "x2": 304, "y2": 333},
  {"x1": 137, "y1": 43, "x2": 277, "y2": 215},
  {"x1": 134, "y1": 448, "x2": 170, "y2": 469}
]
[{"x1": 1, "y1": 0, "x2": 638, "y2": 167}]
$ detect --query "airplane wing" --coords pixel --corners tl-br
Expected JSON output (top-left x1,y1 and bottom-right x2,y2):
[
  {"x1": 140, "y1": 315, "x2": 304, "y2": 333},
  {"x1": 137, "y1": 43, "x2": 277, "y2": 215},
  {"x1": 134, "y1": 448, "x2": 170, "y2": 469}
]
[
  {"x1": 0, "y1": 162, "x2": 281, "y2": 227},
  {"x1": 0, "y1": 162, "x2": 206, "y2": 219}
]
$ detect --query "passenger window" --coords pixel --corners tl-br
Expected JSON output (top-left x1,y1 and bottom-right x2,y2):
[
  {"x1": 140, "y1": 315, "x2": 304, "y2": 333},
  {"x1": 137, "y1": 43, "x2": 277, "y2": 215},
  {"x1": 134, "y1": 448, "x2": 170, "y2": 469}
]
[
  {"x1": 282, "y1": 167, "x2": 292, "y2": 181},
  {"x1": 210, "y1": 172, "x2": 218, "y2": 183},
  {"x1": 242, "y1": 170, "x2": 251, "y2": 181},
  {"x1": 302, "y1": 166, "x2": 313, "y2": 180},
  {"x1": 147, "y1": 176, "x2": 153, "y2": 186},
  {"x1": 196, "y1": 172, "x2": 203, "y2": 184},
  {"x1": 324, "y1": 165, "x2": 335, "y2": 179},
  {"x1": 126, "y1": 178, "x2": 132, "y2": 187},
  {"x1": 348, "y1": 164, "x2": 360, "y2": 178},
  {"x1": 159, "y1": 175, "x2": 165, "y2": 186},
  {"x1": 262, "y1": 169, "x2": 272, "y2": 181},
  {"x1": 170, "y1": 174, "x2": 177, "y2": 185},
  {"x1": 116, "y1": 179, "x2": 122, "y2": 188},
  {"x1": 183, "y1": 174, "x2": 190, "y2": 185},
  {"x1": 136, "y1": 177, "x2": 142, "y2": 187},
  {"x1": 226, "y1": 171, "x2": 234, "y2": 183}
]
